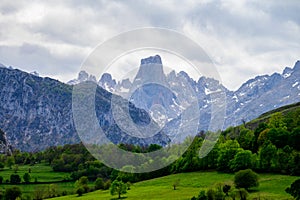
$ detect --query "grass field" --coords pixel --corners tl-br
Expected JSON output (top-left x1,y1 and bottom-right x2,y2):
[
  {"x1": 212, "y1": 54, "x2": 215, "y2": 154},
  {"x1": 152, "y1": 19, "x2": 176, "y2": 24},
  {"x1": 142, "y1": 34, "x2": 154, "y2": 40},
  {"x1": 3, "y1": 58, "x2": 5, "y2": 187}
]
[
  {"x1": 0, "y1": 163, "x2": 70, "y2": 182},
  {"x1": 51, "y1": 171, "x2": 299, "y2": 200},
  {"x1": 0, "y1": 163, "x2": 77, "y2": 196}
]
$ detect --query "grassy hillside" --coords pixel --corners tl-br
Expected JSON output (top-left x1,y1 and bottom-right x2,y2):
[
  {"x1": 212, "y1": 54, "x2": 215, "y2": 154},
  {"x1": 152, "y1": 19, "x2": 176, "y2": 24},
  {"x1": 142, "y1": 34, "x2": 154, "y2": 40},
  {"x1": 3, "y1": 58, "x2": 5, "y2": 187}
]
[{"x1": 51, "y1": 171, "x2": 298, "y2": 200}]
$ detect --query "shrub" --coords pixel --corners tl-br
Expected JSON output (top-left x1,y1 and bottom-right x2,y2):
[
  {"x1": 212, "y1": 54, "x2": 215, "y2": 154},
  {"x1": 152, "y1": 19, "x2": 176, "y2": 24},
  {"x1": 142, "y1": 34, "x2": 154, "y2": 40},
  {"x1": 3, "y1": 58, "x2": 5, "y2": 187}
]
[
  {"x1": 23, "y1": 172, "x2": 31, "y2": 183},
  {"x1": 234, "y1": 169, "x2": 259, "y2": 190},
  {"x1": 10, "y1": 174, "x2": 21, "y2": 184},
  {"x1": 76, "y1": 187, "x2": 84, "y2": 197},
  {"x1": 286, "y1": 179, "x2": 300, "y2": 200},
  {"x1": 5, "y1": 186, "x2": 22, "y2": 200},
  {"x1": 94, "y1": 177, "x2": 104, "y2": 190}
]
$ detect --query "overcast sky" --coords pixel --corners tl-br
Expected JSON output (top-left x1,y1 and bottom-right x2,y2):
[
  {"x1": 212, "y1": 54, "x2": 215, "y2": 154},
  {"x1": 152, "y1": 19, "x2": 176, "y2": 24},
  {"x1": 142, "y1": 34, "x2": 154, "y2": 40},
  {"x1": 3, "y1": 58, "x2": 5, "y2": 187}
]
[{"x1": 0, "y1": 0, "x2": 299, "y2": 90}]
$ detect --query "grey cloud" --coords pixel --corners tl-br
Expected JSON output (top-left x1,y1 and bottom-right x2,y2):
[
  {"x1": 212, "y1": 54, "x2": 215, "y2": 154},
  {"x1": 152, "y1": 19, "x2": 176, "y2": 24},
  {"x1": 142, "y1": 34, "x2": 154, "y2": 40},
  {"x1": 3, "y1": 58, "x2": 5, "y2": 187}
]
[
  {"x1": 0, "y1": 0, "x2": 299, "y2": 89},
  {"x1": 0, "y1": 43, "x2": 81, "y2": 78}
]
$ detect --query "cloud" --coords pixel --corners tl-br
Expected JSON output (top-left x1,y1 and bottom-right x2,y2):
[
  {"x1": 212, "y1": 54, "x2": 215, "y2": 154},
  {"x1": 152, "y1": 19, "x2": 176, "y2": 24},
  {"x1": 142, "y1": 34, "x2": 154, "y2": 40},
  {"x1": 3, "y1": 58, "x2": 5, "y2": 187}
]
[{"x1": 0, "y1": 0, "x2": 299, "y2": 90}]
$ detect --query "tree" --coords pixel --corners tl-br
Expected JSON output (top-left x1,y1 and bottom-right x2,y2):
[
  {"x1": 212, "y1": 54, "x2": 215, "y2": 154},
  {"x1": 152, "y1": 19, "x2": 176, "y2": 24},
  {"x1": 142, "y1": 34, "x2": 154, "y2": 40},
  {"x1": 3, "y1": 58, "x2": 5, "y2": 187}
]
[
  {"x1": 217, "y1": 140, "x2": 241, "y2": 172},
  {"x1": 23, "y1": 172, "x2": 31, "y2": 183},
  {"x1": 230, "y1": 150, "x2": 253, "y2": 171},
  {"x1": 286, "y1": 179, "x2": 300, "y2": 200},
  {"x1": 5, "y1": 186, "x2": 22, "y2": 200},
  {"x1": 47, "y1": 184, "x2": 58, "y2": 198},
  {"x1": 94, "y1": 177, "x2": 104, "y2": 190},
  {"x1": 236, "y1": 188, "x2": 248, "y2": 200},
  {"x1": 33, "y1": 186, "x2": 45, "y2": 200},
  {"x1": 268, "y1": 112, "x2": 286, "y2": 129},
  {"x1": 6, "y1": 157, "x2": 15, "y2": 169},
  {"x1": 75, "y1": 176, "x2": 89, "y2": 194},
  {"x1": 222, "y1": 184, "x2": 231, "y2": 196},
  {"x1": 259, "y1": 142, "x2": 277, "y2": 170},
  {"x1": 13, "y1": 164, "x2": 19, "y2": 173},
  {"x1": 234, "y1": 169, "x2": 259, "y2": 190},
  {"x1": 110, "y1": 180, "x2": 127, "y2": 199},
  {"x1": 173, "y1": 179, "x2": 180, "y2": 190},
  {"x1": 76, "y1": 187, "x2": 84, "y2": 197},
  {"x1": 0, "y1": 162, "x2": 5, "y2": 170},
  {"x1": 238, "y1": 128, "x2": 254, "y2": 150},
  {"x1": 290, "y1": 127, "x2": 300, "y2": 150},
  {"x1": 206, "y1": 188, "x2": 215, "y2": 200},
  {"x1": 191, "y1": 190, "x2": 208, "y2": 200},
  {"x1": 10, "y1": 174, "x2": 21, "y2": 184}
]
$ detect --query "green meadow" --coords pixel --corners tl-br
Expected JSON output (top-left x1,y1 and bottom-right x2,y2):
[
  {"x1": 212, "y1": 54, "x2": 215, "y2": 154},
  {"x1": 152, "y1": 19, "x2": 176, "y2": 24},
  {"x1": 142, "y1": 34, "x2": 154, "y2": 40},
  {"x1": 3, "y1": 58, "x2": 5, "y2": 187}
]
[{"x1": 52, "y1": 171, "x2": 298, "y2": 200}]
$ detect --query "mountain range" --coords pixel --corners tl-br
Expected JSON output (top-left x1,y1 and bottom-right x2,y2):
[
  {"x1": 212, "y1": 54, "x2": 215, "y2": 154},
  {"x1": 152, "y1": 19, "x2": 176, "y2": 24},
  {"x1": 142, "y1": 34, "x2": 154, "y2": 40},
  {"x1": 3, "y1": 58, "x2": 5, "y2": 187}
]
[
  {"x1": 73, "y1": 55, "x2": 300, "y2": 130},
  {"x1": 0, "y1": 56, "x2": 299, "y2": 151}
]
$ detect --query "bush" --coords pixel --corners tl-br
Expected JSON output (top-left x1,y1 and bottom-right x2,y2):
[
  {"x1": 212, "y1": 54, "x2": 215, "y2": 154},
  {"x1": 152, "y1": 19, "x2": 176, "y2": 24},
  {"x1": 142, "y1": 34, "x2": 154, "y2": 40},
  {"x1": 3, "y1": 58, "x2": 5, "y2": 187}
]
[
  {"x1": 5, "y1": 186, "x2": 22, "y2": 200},
  {"x1": 191, "y1": 190, "x2": 208, "y2": 200},
  {"x1": 0, "y1": 162, "x2": 5, "y2": 170},
  {"x1": 104, "y1": 180, "x2": 111, "y2": 190},
  {"x1": 10, "y1": 174, "x2": 21, "y2": 184},
  {"x1": 76, "y1": 187, "x2": 84, "y2": 197},
  {"x1": 206, "y1": 188, "x2": 215, "y2": 200},
  {"x1": 236, "y1": 188, "x2": 249, "y2": 200},
  {"x1": 286, "y1": 179, "x2": 300, "y2": 200},
  {"x1": 234, "y1": 169, "x2": 259, "y2": 190},
  {"x1": 94, "y1": 177, "x2": 104, "y2": 190},
  {"x1": 23, "y1": 172, "x2": 31, "y2": 183}
]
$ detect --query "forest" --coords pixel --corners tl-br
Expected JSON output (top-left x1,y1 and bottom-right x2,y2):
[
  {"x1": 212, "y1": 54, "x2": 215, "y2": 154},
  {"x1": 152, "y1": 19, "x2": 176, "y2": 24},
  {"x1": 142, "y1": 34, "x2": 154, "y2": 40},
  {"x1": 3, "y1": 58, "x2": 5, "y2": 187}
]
[{"x1": 0, "y1": 103, "x2": 299, "y2": 199}]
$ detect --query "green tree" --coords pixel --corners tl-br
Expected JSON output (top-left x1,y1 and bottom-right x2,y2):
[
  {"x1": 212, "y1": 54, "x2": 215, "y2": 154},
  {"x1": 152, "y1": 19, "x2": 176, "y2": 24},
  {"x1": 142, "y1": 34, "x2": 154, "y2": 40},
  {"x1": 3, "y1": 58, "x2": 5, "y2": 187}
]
[
  {"x1": 286, "y1": 179, "x2": 300, "y2": 200},
  {"x1": 110, "y1": 180, "x2": 127, "y2": 199},
  {"x1": 75, "y1": 176, "x2": 89, "y2": 194},
  {"x1": 277, "y1": 146, "x2": 292, "y2": 173},
  {"x1": 13, "y1": 164, "x2": 19, "y2": 173},
  {"x1": 234, "y1": 169, "x2": 259, "y2": 190},
  {"x1": 238, "y1": 128, "x2": 254, "y2": 150},
  {"x1": 76, "y1": 187, "x2": 84, "y2": 197},
  {"x1": 230, "y1": 150, "x2": 253, "y2": 171},
  {"x1": 268, "y1": 112, "x2": 287, "y2": 129},
  {"x1": 94, "y1": 177, "x2": 104, "y2": 190},
  {"x1": 0, "y1": 176, "x2": 3, "y2": 184},
  {"x1": 259, "y1": 142, "x2": 277, "y2": 170},
  {"x1": 5, "y1": 186, "x2": 22, "y2": 200},
  {"x1": 191, "y1": 190, "x2": 208, "y2": 200},
  {"x1": 33, "y1": 186, "x2": 45, "y2": 200},
  {"x1": 0, "y1": 162, "x2": 4, "y2": 170},
  {"x1": 172, "y1": 179, "x2": 180, "y2": 190},
  {"x1": 6, "y1": 157, "x2": 15, "y2": 169},
  {"x1": 23, "y1": 172, "x2": 31, "y2": 183},
  {"x1": 206, "y1": 188, "x2": 215, "y2": 200},
  {"x1": 267, "y1": 128, "x2": 289, "y2": 148},
  {"x1": 236, "y1": 188, "x2": 248, "y2": 200},
  {"x1": 222, "y1": 184, "x2": 231, "y2": 196},
  {"x1": 47, "y1": 184, "x2": 58, "y2": 198},
  {"x1": 290, "y1": 127, "x2": 300, "y2": 150},
  {"x1": 217, "y1": 140, "x2": 241, "y2": 172},
  {"x1": 10, "y1": 174, "x2": 21, "y2": 184}
]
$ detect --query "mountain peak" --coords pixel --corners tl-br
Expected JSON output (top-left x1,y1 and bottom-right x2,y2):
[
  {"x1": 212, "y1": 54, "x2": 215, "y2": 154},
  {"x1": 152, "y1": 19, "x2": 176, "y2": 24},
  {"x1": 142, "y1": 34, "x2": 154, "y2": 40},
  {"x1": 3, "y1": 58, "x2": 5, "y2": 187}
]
[
  {"x1": 134, "y1": 55, "x2": 166, "y2": 85},
  {"x1": 293, "y1": 60, "x2": 300, "y2": 71},
  {"x1": 0, "y1": 63, "x2": 6, "y2": 68},
  {"x1": 141, "y1": 55, "x2": 162, "y2": 65}
]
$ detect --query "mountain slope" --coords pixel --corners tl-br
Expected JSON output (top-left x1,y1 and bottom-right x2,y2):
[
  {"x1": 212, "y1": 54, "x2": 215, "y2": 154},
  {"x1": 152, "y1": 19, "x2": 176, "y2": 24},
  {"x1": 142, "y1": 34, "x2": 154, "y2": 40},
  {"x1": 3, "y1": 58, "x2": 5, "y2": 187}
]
[
  {"x1": 0, "y1": 66, "x2": 169, "y2": 151},
  {"x1": 0, "y1": 128, "x2": 11, "y2": 154}
]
